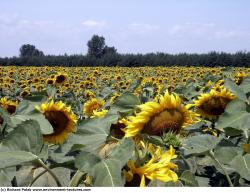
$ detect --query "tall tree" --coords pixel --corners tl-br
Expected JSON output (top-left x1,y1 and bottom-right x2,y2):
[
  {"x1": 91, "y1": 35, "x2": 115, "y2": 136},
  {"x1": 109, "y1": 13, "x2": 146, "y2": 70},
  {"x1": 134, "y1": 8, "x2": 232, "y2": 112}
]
[
  {"x1": 87, "y1": 35, "x2": 106, "y2": 58},
  {"x1": 19, "y1": 44, "x2": 44, "y2": 57}
]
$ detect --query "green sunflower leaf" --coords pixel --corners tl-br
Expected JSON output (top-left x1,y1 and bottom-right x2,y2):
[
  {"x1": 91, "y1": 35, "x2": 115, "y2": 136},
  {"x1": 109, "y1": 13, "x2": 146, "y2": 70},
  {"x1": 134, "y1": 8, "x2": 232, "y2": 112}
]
[
  {"x1": 107, "y1": 138, "x2": 134, "y2": 166},
  {"x1": 0, "y1": 151, "x2": 38, "y2": 169},
  {"x1": 224, "y1": 99, "x2": 246, "y2": 113},
  {"x1": 224, "y1": 78, "x2": 247, "y2": 101},
  {"x1": 75, "y1": 152, "x2": 123, "y2": 187},
  {"x1": 92, "y1": 159, "x2": 123, "y2": 186},
  {"x1": 182, "y1": 134, "x2": 221, "y2": 156},
  {"x1": 70, "y1": 114, "x2": 118, "y2": 152},
  {"x1": 230, "y1": 154, "x2": 250, "y2": 181},
  {"x1": 10, "y1": 113, "x2": 53, "y2": 135},
  {"x1": 75, "y1": 138, "x2": 134, "y2": 187},
  {"x1": 180, "y1": 170, "x2": 199, "y2": 187},
  {"x1": 0, "y1": 167, "x2": 16, "y2": 187},
  {"x1": 239, "y1": 75, "x2": 250, "y2": 94},
  {"x1": 15, "y1": 100, "x2": 41, "y2": 115},
  {"x1": 214, "y1": 146, "x2": 238, "y2": 164},
  {"x1": 0, "y1": 106, "x2": 11, "y2": 133},
  {"x1": 0, "y1": 120, "x2": 44, "y2": 169},
  {"x1": 108, "y1": 92, "x2": 140, "y2": 116},
  {"x1": 216, "y1": 111, "x2": 250, "y2": 131}
]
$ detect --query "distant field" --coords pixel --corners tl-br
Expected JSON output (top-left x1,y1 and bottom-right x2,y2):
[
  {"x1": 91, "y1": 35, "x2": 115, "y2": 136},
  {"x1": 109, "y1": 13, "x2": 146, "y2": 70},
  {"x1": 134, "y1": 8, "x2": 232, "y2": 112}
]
[{"x1": 0, "y1": 66, "x2": 250, "y2": 187}]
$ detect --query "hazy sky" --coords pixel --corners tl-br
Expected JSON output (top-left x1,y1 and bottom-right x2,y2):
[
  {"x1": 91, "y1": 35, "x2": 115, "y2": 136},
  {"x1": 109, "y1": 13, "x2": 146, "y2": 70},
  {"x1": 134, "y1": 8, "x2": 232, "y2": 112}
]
[{"x1": 1, "y1": 0, "x2": 250, "y2": 57}]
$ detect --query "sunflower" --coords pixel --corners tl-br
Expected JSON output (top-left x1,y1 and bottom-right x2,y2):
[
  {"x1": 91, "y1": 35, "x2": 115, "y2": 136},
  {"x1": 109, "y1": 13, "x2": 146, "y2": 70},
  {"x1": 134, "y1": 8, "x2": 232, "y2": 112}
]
[
  {"x1": 20, "y1": 90, "x2": 30, "y2": 98},
  {"x1": 110, "y1": 118, "x2": 128, "y2": 139},
  {"x1": 235, "y1": 72, "x2": 247, "y2": 85},
  {"x1": 36, "y1": 100, "x2": 77, "y2": 144},
  {"x1": 0, "y1": 97, "x2": 18, "y2": 114},
  {"x1": 123, "y1": 91, "x2": 198, "y2": 137},
  {"x1": 193, "y1": 86, "x2": 235, "y2": 120},
  {"x1": 91, "y1": 109, "x2": 108, "y2": 118},
  {"x1": 46, "y1": 78, "x2": 55, "y2": 85},
  {"x1": 110, "y1": 92, "x2": 121, "y2": 104},
  {"x1": 124, "y1": 143, "x2": 178, "y2": 187},
  {"x1": 83, "y1": 98, "x2": 105, "y2": 117},
  {"x1": 84, "y1": 90, "x2": 96, "y2": 99},
  {"x1": 54, "y1": 73, "x2": 68, "y2": 85}
]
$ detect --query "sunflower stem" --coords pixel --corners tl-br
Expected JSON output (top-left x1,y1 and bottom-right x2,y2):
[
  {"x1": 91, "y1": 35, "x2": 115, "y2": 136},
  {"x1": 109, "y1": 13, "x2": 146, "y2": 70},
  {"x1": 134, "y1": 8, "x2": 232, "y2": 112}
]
[
  {"x1": 28, "y1": 169, "x2": 47, "y2": 187},
  {"x1": 208, "y1": 150, "x2": 233, "y2": 187},
  {"x1": 69, "y1": 170, "x2": 85, "y2": 187},
  {"x1": 37, "y1": 159, "x2": 62, "y2": 187}
]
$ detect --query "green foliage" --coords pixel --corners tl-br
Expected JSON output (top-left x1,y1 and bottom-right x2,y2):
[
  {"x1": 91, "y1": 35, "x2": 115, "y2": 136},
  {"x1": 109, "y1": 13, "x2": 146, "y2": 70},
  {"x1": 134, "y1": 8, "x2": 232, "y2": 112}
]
[
  {"x1": 216, "y1": 97, "x2": 250, "y2": 135},
  {"x1": 1, "y1": 41, "x2": 250, "y2": 67},
  {"x1": 75, "y1": 138, "x2": 134, "y2": 186},
  {"x1": 19, "y1": 44, "x2": 44, "y2": 57},
  {"x1": 87, "y1": 35, "x2": 106, "y2": 58},
  {"x1": 240, "y1": 75, "x2": 250, "y2": 93},
  {"x1": 180, "y1": 170, "x2": 199, "y2": 187},
  {"x1": 224, "y1": 78, "x2": 247, "y2": 101},
  {"x1": 1, "y1": 69, "x2": 250, "y2": 187},
  {"x1": 230, "y1": 154, "x2": 250, "y2": 181},
  {"x1": 182, "y1": 134, "x2": 221, "y2": 156}
]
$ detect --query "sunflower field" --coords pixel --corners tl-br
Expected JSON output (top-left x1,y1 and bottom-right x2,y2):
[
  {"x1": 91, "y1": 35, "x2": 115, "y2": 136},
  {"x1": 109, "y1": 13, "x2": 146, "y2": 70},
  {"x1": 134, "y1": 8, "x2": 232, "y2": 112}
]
[{"x1": 0, "y1": 66, "x2": 250, "y2": 187}]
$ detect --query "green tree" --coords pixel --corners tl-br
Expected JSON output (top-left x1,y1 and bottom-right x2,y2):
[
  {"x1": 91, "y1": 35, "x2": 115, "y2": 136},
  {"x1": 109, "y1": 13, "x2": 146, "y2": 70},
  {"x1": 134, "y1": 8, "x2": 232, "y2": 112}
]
[
  {"x1": 87, "y1": 35, "x2": 106, "y2": 58},
  {"x1": 19, "y1": 44, "x2": 44, "y2": 57}
]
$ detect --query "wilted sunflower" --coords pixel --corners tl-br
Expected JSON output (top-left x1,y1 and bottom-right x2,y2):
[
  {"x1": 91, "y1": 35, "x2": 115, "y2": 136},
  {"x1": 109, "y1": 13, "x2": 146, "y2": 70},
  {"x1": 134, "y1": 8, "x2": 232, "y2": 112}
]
[
  {"x1": 193, "y1": 86, "x2": 235, "y2": 120},
  {"x1": 36, "y1": 100, "x2": 77, "y2": 144},
  {"x1": 83, "y1": 98, "x2": 105, "y2": 117},
  {"x1": 0, "y1": 97, "x2": 18, "y2": 114},
  {"x1": 123, "y1": 143, "x2": 178, "y2": 187},
  {"x1": 123, "y1": 91, "x2": 198, "y2": 137}
]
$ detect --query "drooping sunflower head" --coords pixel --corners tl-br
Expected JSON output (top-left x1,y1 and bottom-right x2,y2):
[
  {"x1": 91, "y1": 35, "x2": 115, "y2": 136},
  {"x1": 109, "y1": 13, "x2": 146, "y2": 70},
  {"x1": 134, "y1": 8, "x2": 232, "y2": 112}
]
[
  {"x1": 123, "y1": 143, "x2": 178, "y2": 187},
  {"x1": 193, "y1": 86, "x2": 236, "y2": 120},
  {"x1": 0, "y1": 97, "x2": 18, "y2": 114},
  {"x1": 37, "y1": 100, "x2": 78, "y2": 144},
  {"x1": 123, "y1": 91, "x2": 199, "y2": 137},
  {"x1": 83, "y1": 98, "x2": 105, "y2": 117}
]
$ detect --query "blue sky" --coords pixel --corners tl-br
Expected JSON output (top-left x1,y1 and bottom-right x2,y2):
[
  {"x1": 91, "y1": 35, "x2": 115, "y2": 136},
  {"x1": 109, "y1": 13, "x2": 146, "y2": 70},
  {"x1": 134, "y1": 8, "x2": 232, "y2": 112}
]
[{"x1": 0, "y1": 0, "x2": 250, "y2": 57}]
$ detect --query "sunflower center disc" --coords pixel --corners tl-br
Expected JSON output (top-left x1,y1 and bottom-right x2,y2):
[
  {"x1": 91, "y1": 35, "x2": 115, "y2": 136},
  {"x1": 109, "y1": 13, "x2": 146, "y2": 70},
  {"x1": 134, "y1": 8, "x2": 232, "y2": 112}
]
[
  {"x1": 125, "y1": 173, "x2": 150, "y2": 187},
  {"x1": 44, "y1": 111, "x2": 69, "y2": 135},
  {"x1": 6, "y1": 105, "x2": 16, "y2": 114},
  {"x1": 143, "y1": 109, "x2": 184, "y2": 135},
  {"x1": 0, "y1": 115, "x2": 3, "y2": 125},
  {"x1": 199, "y1": 96, "x2": 231, "y2": 116},
  {"x1": 56, "y1": 75, "x2": 66, "y2": 83}
]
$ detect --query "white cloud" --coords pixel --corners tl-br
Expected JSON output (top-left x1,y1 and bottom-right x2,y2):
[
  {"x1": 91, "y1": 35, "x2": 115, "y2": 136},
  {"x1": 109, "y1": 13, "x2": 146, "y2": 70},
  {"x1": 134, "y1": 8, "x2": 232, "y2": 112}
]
[
  {"x1": 168, "y1": 22, "x2": 215, "y2": 36},
  {"x1": 168, "y1": 22, "x2": 250, "y2": 39},
  {"x1": 0, "y1": 13, "x2": 55, "y2": 30},
  {"x1": 130, "y1": 23, "x2": 159, "y2": 31},
  {"x1": 127, "y1": 23, "x2": 159, "y2": 35},
  {"x1": 82, "y1": 20, "x2": 106, "y2": 28}
]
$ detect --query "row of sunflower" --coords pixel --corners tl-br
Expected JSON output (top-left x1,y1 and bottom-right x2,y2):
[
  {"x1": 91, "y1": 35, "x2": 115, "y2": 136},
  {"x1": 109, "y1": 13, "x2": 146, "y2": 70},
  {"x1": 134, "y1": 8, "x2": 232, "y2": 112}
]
[{"x1": 0, "y1": 66, "x2": 250, "y2": 187}]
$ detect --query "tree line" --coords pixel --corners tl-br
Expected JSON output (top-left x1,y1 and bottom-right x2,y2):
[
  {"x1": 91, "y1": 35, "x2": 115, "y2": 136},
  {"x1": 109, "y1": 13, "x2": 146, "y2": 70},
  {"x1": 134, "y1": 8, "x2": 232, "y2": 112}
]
[{"x1": 0, "y1": 35, "x2": 250, "y2": 67}]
